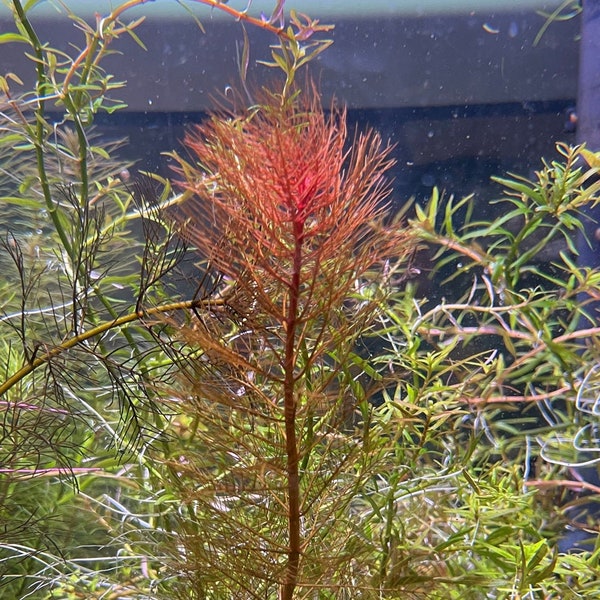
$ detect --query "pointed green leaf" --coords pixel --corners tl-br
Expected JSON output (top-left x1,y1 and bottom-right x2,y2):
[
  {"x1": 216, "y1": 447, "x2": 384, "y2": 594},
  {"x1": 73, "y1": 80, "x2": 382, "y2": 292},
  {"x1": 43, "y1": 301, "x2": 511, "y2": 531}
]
[{"x1": 0, "y1": 32, "x2": 30, "y2": 45}]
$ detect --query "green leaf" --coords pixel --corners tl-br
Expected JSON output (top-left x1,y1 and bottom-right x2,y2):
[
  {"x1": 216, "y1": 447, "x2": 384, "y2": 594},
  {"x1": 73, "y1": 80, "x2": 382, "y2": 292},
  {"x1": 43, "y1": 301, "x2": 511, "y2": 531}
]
[
  {"x1": 123, "y1": 17, "x2": 148, "y2": 51},
  {"x1": 435, "y1": 527, "x2": 474, "y2": 552},
  {"x1": 23, "y1": 0, "x2": 45, "y2": 11},
  {"x1": 269, "y1": 49, "x2": 290, "y2": 73},
  {"x1": 485, "y1": 526, "x2": 515, "y2": 545},
  {"x1": 524, "y1": 539, "x2": 549, "y2": 573},
  {"x1": 428, "y1": 186, "x2": 439, "y2": 224},
  {"x1": 90, "y1": 145, "x2": 111, "y2": 160},
  {"x1": 0, "y1": 32, "x2": 30, "y2": 45},
  {"x1": 0, "y1": 134, "x2": 25, "y2": 148},
  {"x1": 492, "y1": 175, "x2": 541, "y2": 201},
  {"x1": 524, "y1": 544, "x2": 557, "y2": 586},
  {"x1": 414, "y1": 203, "x2": 428, "y2": 223},
  {"x1": 0, "y1": 196, "x2": 42, "y2": 208}
]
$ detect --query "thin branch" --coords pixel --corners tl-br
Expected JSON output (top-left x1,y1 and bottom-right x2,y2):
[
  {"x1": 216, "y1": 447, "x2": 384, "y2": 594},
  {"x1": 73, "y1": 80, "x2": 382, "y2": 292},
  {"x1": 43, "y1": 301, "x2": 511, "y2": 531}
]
[
  {"x1": 0, "y1": 297, "x2": 221, "y2": 398},
  {"x1": 466, "y1": 385, "x2": 571, "y2": 405},
  {"x1": 525, "y1": 479, "x2": 600, "y2": 495}
]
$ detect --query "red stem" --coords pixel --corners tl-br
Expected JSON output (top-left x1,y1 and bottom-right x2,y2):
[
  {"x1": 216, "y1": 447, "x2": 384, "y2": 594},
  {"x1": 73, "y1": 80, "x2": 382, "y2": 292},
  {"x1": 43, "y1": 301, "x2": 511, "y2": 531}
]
[
  {"x1": 525, "y1": 479, "x2": 600, "y2": 495},
  {"x1": 281, "y1": 219, "x2": 303, "y2": 599}
]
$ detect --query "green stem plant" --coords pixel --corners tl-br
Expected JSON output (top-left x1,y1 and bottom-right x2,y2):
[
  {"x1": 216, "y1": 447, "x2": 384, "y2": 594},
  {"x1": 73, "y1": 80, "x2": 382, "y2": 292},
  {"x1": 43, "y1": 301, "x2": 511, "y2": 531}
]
[{"x1": 4, "y1": 1, "x2": 600, "y2": 598}]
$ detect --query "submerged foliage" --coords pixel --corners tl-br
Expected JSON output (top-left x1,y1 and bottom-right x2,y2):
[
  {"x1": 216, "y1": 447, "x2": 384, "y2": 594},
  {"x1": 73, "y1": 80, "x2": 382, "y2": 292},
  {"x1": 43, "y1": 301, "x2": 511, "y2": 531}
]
[
  {"x1": 164, "y1": 84, "x2": 413, "y2": 597},
  {"x1": 1, "y1": 1, "x2": 600, "y2": 599}
]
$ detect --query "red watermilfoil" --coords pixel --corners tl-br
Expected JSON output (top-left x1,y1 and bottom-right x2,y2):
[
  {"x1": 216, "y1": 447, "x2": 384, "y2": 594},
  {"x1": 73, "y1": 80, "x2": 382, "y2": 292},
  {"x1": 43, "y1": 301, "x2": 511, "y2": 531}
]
[
  {"x1": 172, "y1": 86, "x2": 402, "y2": 314},
  {"x1": 171, "y1": 85, "x2": 411, "y2": 598}
]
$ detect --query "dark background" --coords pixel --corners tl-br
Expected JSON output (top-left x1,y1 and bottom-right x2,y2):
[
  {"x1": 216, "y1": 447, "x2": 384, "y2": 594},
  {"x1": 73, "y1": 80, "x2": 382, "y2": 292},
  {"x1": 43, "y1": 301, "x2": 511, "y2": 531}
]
[{"x1": 0, "y1": 1, "x2": 581, "y2": 252}]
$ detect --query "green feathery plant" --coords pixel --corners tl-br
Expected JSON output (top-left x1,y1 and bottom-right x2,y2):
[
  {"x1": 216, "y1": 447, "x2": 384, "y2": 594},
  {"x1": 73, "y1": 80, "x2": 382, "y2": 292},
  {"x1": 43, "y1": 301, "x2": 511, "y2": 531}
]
[{"x1": 0, "y1": 1, "x2": 333, "y2": 597}]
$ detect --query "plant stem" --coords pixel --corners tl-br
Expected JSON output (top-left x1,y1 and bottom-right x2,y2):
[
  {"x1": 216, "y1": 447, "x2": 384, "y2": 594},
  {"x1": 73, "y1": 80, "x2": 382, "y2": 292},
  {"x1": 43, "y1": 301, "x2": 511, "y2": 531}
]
[
  {"x1": 0, "y1": 297, "x2": 219, "y2": 398},
  {"x1": 11, "y1": 0, "x2": 74, "y2": 258},
  {"x1": 281, "y1": 220, "x2": 303, "y2": 599}
]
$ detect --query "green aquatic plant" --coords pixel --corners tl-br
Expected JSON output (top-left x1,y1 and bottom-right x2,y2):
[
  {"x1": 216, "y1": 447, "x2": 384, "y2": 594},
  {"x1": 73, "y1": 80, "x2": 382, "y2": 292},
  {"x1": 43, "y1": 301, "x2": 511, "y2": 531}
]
[
  {"x1": 0, "y1": 1, "x2": 334, "y2": 597},
  {"x1": 534, "y1": 0, "x2": 581, "y2": 46},
  {"x1": 2, "y1": 0, "x2": 600, "y2": 598}
]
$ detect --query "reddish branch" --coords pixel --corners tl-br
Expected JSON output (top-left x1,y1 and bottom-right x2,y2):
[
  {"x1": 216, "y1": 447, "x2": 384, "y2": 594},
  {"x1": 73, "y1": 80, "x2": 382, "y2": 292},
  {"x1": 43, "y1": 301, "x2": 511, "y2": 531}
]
[
  {"x1": 526, "y1": 479, "x2": 600, "y2": 495},
  {"x1": 281, "y1": 201, "x2": 304, "y2": 598},
  {"x1": 61, "y1": 0, "x2": 332, "y2": 99}
]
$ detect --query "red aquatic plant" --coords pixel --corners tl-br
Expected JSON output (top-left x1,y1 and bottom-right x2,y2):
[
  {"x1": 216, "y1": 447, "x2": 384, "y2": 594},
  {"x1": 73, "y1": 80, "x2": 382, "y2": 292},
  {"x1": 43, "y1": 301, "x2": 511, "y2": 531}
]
[
  {"x1": 174, "y1": 87, "x2": 405, "y2": 322},
  {"x1": 171, "y1": 84, "x2": 413, "y2": 598}
]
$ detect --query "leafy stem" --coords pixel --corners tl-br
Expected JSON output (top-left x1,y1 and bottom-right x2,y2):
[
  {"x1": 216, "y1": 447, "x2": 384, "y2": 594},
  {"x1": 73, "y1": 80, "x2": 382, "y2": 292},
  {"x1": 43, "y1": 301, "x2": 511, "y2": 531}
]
[
  {"x1": 281, "y1": 219, "x2": 303, "y2": 599},
  {"x1": 0, "y1": 296, "x2": 220, "y2": 398},
  {"x1": 11, "y1": 0, "x2": 73, "y2": 257}
]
